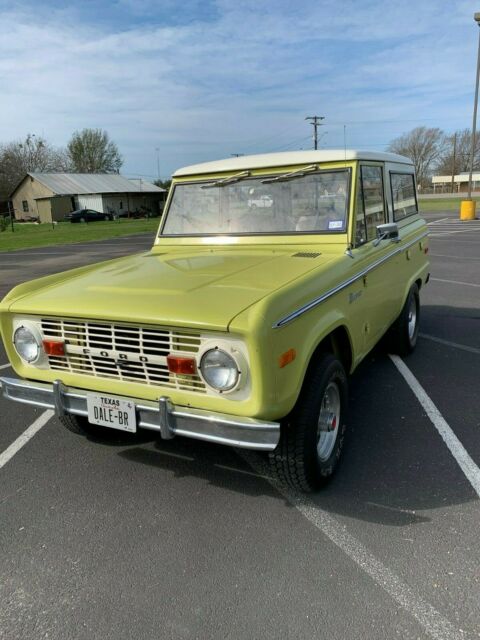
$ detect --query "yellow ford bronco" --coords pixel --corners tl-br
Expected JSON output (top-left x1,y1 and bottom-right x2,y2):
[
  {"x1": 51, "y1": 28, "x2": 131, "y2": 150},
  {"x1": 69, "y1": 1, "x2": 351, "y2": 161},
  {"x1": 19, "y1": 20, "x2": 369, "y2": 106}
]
[{"x1": 0, "y1": 151, "x2": 429, "y2": 491}]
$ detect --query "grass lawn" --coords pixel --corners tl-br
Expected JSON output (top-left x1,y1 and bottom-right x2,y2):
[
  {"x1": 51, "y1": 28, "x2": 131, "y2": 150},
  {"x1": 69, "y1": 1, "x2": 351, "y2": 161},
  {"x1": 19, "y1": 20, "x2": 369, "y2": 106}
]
[
  {"x1": 0, "y1": 219, "x2": 159, "y2": 252},
  {"x1": 418, "y1": 197, "x2": 480, "y2": 211}
]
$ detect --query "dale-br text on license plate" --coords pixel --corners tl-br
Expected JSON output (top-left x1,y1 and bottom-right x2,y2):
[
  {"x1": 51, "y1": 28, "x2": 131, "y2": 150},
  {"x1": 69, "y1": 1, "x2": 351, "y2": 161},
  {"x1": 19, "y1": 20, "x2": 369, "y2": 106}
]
[{"x1": 87, "y1": 393, "x2": 137, "y2": 432}]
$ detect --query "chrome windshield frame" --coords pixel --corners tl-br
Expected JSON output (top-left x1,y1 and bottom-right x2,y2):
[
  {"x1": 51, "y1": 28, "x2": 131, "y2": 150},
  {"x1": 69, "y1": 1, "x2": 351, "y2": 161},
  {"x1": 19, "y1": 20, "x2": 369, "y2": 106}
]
[{"x1": 158, "y1": 167, "x2": 352, "y2": 238}]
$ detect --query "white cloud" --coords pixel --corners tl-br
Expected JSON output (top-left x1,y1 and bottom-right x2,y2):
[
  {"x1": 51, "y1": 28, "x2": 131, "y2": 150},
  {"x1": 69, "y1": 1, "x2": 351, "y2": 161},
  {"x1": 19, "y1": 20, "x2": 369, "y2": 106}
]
[{"x1": 0, "y1": 0, "x2": 477, "y2": 176}]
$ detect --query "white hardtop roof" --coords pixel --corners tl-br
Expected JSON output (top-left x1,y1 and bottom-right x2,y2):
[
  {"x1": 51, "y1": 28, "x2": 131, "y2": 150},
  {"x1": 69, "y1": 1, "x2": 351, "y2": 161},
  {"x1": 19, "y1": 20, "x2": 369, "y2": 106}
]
[{"x1": 173, "y1": 150, "x2": 413, "y2": 177}]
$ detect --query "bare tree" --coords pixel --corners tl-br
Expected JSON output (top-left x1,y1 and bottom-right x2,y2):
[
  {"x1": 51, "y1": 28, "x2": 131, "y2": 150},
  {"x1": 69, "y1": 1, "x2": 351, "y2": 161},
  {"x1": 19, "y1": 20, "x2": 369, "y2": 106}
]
[
  {"x1": 0, "y1": 134, "x2": 69, "y2": 198},
  {"x1": 387, "y1": 127, "x2": 446, "y2": 188},
  {"x1": 67, "y1": 128, "x2": 123, "y2": 173},
  {"x1": 436, "y1": 129, "x2": 480, "y2": 176}
]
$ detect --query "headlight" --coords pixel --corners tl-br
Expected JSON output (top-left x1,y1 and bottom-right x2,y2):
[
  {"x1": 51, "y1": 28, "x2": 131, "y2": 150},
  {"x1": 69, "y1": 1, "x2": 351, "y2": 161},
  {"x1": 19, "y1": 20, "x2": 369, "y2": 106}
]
[
  {"x1": 200, "y1": 349, "x2": 239, "y2": 391},
  {"x1": 13, "y1": 326, "x2": 41, "y2": 363}
]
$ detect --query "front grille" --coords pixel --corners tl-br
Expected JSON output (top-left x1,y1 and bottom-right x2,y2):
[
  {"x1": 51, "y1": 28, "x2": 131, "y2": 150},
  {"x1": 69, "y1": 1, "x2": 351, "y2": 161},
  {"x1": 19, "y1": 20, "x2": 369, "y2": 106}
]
[{"x1": 40, "y1": 318, "x2": 206, "y2": 393}]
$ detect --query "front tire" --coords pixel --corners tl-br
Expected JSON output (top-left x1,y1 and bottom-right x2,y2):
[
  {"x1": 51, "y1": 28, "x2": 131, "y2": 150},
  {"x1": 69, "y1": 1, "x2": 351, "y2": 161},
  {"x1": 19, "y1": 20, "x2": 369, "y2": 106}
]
[{"x1": 270, "y1": 353, "x2": 348, "y2": 492}]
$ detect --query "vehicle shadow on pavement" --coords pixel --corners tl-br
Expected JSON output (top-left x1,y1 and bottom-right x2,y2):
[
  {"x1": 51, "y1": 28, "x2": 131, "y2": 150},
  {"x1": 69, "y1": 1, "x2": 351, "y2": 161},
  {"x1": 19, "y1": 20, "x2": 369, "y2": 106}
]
[
  {"x1": 118, "y1": 328, "x2": 477, "y2": 518},
  {"x1": 312, "y1": 348, "x2": 477, "y2": 526},
  {"x1": 118, "y1": 438, "x2": 287, "y2": 502}
]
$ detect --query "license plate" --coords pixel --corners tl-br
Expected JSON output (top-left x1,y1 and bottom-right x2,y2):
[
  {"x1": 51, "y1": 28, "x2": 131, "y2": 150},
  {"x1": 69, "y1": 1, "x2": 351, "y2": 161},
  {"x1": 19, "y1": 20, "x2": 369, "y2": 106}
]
[{"x1": 86, "y1": 393, "x2": 137, "y2": 433}]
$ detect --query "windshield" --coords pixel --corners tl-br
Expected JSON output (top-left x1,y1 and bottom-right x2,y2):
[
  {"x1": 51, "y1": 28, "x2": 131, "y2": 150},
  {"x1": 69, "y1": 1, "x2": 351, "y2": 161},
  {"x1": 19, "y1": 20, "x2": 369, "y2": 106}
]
[{"x1": 161, "y1": 169, "x2": 350, "y2": 236}]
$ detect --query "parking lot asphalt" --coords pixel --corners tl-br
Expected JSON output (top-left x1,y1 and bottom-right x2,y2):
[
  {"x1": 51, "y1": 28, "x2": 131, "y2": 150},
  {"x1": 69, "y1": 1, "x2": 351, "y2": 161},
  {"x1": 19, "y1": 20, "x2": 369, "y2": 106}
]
[{"x1": 0, "y1": 214, "x2": 479, "y2": 640}]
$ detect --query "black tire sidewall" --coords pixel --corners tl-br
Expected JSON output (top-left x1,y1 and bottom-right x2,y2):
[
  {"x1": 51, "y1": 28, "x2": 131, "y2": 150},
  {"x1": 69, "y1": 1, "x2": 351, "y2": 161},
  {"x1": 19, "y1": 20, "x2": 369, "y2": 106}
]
[
  {"x1": 60, "y1": 413, "x2": 139, "y2": 444},
  {"x1": 391, "y1": 283, "x2": 420, "y2": 356},
  {"x1": 289, "y1": 354, "x2": 348, "y2": 490},
  {"x1": 406, "y1": 285, "x2": 420, "y2": 350}
]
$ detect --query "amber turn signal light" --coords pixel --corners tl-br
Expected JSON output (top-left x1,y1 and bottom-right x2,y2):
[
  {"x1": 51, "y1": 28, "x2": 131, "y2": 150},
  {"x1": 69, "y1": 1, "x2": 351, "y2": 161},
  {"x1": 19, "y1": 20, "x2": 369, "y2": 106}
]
[
  {"x1": 278, "y1": 348, "x2": 296, "y2": 368},
  {"x1": 42, "y1": 340, "x2": 66, "y2": 356},
  {"x1": 167, "y1": 355, "x2": 196, "y2": 375}
]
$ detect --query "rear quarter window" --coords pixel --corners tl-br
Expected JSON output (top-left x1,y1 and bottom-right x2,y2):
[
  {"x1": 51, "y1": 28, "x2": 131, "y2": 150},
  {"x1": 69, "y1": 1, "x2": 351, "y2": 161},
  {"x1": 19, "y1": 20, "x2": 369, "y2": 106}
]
[{"x1": 390, "y1": 173, "x2": 418, "y2": 221}]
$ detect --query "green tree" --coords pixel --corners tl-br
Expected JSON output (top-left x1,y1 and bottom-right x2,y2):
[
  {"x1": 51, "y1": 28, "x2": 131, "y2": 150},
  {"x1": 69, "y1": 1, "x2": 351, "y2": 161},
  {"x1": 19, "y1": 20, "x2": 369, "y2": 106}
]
[
  {"x1": 67, "y1": 128, "x2": 123, "y2": 173},
  {"x1": 154, "y1": 178, "x2": 172, "y2": 191}
]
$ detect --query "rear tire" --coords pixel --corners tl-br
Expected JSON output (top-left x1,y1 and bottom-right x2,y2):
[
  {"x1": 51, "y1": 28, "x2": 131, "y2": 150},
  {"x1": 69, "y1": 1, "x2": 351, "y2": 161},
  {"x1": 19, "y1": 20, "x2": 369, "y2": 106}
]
[
  {"x1": 270, "y1": 353, "x2": 348, "y2": 492},
  {"x1": 389, "y1": 283, "x2": 420, "y2": 356}
]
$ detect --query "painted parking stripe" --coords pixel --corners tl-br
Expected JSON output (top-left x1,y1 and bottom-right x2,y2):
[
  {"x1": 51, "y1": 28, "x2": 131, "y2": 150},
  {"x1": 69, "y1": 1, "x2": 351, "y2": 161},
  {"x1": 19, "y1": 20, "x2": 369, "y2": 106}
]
[
  {"x1": 0, "y1": 410, "x2": 53, "y2": 471},
  {"x1": 429, "y1": 253, "x2": 480, "y2": 261},
  {"x1": 241, "y1": 451, "x2": 462, "y2": 640},
  {"x1": 431, "y1": 277, "x2": 480, "y2": 288},
  {"x1": 420, "y1": 333, "x2": 480, "y2": 355},
  {"x1": 426, "y1": 217, "x2": 450, "y2": 225},
  {"x1": 390, "y1": 355, "x2": 480, "y2": 498},
  {"x1": 0, "y1": 363, "x2": 11, "y2": 370}
]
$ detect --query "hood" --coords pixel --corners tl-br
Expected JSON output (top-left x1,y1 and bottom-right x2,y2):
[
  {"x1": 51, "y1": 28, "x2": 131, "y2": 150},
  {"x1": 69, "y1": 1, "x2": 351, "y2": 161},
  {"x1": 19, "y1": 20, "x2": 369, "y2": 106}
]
[{"x1": 6, "y1": 247, "x2": 335, "y2": 331}]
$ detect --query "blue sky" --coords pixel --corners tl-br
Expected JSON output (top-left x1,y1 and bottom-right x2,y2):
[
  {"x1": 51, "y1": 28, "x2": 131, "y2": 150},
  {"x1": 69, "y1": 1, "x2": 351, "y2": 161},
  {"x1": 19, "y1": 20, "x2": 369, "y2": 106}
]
[{"x1": 0, "y1": 0, "x2": 476, "y2": 178}]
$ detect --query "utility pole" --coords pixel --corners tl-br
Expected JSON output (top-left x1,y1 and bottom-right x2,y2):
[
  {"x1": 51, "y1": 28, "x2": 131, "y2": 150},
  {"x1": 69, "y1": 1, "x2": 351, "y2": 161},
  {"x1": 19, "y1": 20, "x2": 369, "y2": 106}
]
[
  {"x1": 451, "y1": 132, "x2": 457, "y2": 194},
  {"x1": 7, "y1": 200, "x2": 14, "y2": 233},
  {"x1": 305, "y1": 116, "x2": 325, "y2": 150},
  {"x1": 155, "y1": 148, "x2": 160, "y2": 181}
]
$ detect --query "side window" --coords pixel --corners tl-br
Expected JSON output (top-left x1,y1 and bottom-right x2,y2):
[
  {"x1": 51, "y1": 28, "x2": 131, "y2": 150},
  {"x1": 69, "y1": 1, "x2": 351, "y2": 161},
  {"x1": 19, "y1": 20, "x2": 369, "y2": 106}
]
[
  {"x1": 355, "y1": 166, "x2": 385, "y2": 246},
  {"x1": 391, "y1": 173, "x2": 417, "y2": 221},
  {"x1": 22, "y1": 200, "x2": 29, "y2": 212}
]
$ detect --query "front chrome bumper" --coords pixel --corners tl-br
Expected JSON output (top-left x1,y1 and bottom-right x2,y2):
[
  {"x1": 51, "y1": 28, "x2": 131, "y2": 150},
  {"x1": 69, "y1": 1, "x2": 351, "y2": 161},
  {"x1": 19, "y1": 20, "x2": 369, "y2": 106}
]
[{"x1": 0, "y1": 376, "x2": 280, "y2": 451}]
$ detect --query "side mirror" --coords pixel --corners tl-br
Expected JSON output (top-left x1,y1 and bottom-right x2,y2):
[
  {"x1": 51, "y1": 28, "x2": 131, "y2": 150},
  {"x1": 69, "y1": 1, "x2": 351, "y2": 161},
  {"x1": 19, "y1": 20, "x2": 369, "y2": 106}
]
[{"x1": 373, "y1": 222, "x2": 400, "y2": 247}]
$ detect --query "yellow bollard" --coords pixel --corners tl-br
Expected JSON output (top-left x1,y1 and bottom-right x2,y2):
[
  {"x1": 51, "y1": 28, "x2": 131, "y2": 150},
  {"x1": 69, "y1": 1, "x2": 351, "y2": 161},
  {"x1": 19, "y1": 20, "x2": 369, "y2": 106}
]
[{"x1": 460, "y1": 200, "x2": 476, "y2": 220}]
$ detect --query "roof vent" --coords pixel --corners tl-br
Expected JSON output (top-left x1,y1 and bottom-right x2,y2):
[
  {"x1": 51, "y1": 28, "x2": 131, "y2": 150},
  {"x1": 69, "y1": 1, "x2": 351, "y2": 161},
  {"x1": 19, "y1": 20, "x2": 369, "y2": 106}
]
[{"x1": 292, "y1": 252, "x2": 321, "y2": 258}]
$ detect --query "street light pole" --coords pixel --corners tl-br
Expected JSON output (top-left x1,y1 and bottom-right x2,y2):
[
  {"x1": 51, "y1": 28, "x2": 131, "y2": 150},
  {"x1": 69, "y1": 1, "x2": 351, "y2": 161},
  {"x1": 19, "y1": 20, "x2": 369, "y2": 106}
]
[{"x1": 467, "y1": 13, "x2": 480, "y2": 201}]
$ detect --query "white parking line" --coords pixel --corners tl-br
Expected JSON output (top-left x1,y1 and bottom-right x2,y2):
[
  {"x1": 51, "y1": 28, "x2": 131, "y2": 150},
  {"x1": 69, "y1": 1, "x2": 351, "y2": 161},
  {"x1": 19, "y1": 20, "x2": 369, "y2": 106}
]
[
  {"x1": 241, "y1": 451, "x2": 462, "y2": 640},
  {"x1": 155, "y1": 450, "x2": 195, "y2": 461},
  {"x1": 426, "y1": 217, "x2": 450, "y2": 225},
  {"x1": 0, "y1": 410, "x2": 53, "y2": 471},
  {"x1": 390, "y1": 355, "x2": 480, "y2": 498},
  {"x1": 431, "y1": 277, "x2": 480, "y2": 288},
  {"x1": 430, "y1": 253, "x2": 480, "y2": 261},
  {"x1": 214, "y1": 463, "x2": 269, "y2": 479},
  {"x1": 420, "y1": 333, "x2": 480, "y2": 355},
  {"x1": 0, "y1": 363, "x2": 11, "y2": 370}
]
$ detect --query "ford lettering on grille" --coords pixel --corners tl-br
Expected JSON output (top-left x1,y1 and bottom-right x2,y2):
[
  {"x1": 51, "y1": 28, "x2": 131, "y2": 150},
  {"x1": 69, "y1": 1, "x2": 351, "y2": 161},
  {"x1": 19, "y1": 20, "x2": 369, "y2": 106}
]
[{"x1": 40, "y1": 317, "x2": 206, "y2": 393}]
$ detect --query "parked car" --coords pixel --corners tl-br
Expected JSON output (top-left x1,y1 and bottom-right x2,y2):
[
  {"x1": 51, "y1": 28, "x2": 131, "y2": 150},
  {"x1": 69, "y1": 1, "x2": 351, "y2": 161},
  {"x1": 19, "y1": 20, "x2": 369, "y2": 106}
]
[
  {"x1": 248, "y1": 194, "x2": 273, "y2": 208},
  {"x1": 64, "y1": 209, "x2": 114, "y2": 223},
  {"x1": 0, "y1": 150, "x2": 429, "y2": 492}
]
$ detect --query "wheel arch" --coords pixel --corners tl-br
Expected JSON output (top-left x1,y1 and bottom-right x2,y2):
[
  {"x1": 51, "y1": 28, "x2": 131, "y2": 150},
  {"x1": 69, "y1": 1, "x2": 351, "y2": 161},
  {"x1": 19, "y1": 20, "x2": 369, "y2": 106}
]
[{"x1": 306, "y1": 325, "x2": 354, "y2": 378}]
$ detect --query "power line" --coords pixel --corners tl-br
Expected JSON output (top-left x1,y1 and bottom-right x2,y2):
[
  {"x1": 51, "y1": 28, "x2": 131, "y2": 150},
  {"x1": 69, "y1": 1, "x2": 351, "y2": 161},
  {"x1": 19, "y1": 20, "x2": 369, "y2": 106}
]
[{"x1": 265, "y1": 135, "x2": 312, "y2": 153}]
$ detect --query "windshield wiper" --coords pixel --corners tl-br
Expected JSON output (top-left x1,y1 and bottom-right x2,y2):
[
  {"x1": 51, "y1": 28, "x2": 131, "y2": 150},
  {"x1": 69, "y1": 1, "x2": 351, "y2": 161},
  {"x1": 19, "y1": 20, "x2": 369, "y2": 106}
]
[
  {"x1": 201, "y1": 170, "x2": 250, "y2": 188},
  {"x1": 261, "y1": 164, "x2": 318, "y2": 184}
]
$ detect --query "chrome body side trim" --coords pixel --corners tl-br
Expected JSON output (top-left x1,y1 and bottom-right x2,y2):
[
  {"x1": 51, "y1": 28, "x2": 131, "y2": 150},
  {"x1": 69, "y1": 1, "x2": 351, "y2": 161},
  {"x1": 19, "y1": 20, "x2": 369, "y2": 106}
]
[
  {"x1": 273, "y1": 231, "x2": 429, "y2": 328},
  {"x1": 0, "y1": 376, "x2": 280, "y2": 451}
]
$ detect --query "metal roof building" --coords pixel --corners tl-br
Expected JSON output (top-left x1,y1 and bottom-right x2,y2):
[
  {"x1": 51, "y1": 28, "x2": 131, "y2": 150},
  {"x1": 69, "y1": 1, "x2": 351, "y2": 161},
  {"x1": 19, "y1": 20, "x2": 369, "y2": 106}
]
[
  {"x1": 27, "y1": 173, "x2": 164, "y2": 195},
  {"x1": 10, "y1": 173, "x2": 166, "y2": 222}
]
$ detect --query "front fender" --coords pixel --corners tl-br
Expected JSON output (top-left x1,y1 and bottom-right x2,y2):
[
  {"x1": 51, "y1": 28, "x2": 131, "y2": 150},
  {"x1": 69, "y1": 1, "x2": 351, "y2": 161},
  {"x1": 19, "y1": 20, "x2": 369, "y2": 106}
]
[{"x1": 271, "y1": 309, "x2": 355, "y2": 420}]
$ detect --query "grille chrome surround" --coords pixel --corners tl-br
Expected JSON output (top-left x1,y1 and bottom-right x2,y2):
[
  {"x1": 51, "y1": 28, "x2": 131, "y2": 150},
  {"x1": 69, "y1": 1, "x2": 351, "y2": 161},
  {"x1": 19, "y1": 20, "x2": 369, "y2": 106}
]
[{"x1": 40, "y1": 318, "x2": 207, "y2": 393}]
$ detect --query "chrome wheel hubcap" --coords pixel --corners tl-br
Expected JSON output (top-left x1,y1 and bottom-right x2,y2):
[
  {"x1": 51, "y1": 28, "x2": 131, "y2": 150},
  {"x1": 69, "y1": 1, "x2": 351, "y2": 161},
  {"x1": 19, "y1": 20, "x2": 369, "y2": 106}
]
[
  {"x1": 317, "y1": 382, "x2": 341, "y2": 462},
  {"x1": 408, "y1": 297, "x2": 417, "y2": 340}
]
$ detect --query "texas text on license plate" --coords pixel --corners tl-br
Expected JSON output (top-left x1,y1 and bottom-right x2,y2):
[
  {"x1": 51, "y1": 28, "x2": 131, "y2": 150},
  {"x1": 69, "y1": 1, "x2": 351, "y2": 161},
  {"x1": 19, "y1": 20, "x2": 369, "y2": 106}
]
[{"x1": 86, "y1": 393, "x2": 137, "y2": 433}]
